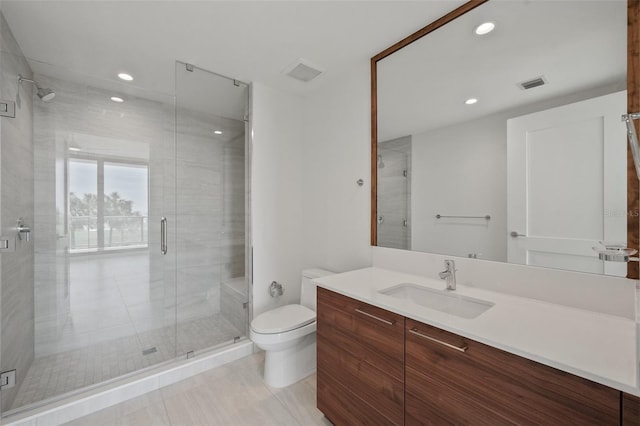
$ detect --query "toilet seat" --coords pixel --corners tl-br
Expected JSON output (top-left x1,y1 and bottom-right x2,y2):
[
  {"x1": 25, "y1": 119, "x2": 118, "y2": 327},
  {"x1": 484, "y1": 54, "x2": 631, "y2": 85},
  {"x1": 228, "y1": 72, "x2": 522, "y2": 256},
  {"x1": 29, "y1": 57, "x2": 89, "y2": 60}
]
[{"x1": 251, "y1": 304, "x2": 316, "y2": 334}]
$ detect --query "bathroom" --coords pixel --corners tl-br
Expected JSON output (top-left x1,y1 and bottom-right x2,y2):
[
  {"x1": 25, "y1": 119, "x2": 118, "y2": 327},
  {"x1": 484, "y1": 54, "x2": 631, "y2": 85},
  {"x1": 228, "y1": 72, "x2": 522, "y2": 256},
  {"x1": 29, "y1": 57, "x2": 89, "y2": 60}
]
[{"x1": 1, "y1": 0, "x2": 639, "y2": 424}]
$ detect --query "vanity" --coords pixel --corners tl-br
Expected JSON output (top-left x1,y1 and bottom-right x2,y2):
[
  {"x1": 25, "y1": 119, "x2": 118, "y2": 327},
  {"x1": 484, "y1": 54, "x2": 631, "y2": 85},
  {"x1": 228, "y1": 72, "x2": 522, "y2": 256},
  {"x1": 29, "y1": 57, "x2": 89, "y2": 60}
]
[
  {"x1": 315, "y1": 267, "x2": 640, "y2": 425},
  {"x1": 315, "y1": 0, "x2": 640, "y2": 423}
]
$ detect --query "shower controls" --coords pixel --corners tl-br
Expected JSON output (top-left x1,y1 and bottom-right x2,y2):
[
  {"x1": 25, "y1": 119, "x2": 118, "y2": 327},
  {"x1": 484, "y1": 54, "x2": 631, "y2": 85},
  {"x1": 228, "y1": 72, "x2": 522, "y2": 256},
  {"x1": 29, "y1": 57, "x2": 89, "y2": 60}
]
[
  {"x1": 0, "y1": 237, "x2": 14, "y2": 252},
  {"x1": 0, "y1": 100, "x2": 15, "y2": 118},
  {"x1": 16, "y1": 218, "x2": 30, "y2": 242},
  {"x1": 0, "y1": 370, "x2": 16, "y2": 390}
]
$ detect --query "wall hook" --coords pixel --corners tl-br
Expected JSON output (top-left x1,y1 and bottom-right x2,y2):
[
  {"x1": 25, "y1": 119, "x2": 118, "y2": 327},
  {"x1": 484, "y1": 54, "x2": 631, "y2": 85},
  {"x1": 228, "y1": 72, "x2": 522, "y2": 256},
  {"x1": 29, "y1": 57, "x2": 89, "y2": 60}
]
[{"x1": 356, "y1": 179, "x2": 364, "y2": 186}]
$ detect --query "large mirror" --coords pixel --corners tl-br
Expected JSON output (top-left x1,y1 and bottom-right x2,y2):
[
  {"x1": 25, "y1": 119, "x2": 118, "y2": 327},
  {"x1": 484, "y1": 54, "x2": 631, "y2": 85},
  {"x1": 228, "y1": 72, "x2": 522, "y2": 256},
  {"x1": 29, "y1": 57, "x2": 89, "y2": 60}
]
[{"x1": 372, "y1": 0, "x2": 640, "y2": 278}]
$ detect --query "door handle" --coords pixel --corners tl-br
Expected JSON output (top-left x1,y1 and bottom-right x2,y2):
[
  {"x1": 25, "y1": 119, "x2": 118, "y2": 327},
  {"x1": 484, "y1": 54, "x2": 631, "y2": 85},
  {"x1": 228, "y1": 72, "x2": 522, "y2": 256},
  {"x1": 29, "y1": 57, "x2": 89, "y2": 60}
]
[{"x1": 160, "y1": 217, "x2": 168, "y2": 255}]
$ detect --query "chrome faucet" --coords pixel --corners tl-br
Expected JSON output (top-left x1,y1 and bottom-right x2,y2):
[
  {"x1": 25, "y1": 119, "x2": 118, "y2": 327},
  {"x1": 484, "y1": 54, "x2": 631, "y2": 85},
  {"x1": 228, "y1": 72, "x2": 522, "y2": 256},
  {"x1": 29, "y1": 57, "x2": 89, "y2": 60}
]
[{"x1": 439, "y1": 260, "x2": 456, "y2": 290}]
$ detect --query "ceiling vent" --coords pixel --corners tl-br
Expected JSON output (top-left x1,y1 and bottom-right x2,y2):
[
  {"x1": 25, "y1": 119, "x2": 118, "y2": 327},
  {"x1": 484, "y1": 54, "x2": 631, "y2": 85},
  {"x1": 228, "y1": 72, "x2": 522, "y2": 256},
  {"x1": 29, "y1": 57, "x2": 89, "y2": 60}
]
[
  {"x1": 518, "y1": 76, "x2": 548, "y2": 90},
  {"x1": 283, "y1": 59, "x2": 324, "y2": 83}
]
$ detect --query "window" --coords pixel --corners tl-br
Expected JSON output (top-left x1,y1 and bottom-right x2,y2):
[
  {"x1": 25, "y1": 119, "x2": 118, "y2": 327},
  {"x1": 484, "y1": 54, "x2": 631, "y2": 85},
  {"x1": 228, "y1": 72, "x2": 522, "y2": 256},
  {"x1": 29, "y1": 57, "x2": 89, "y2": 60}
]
[{"x1": 69, "y1": 157, "x2": 148, "y2": 252}]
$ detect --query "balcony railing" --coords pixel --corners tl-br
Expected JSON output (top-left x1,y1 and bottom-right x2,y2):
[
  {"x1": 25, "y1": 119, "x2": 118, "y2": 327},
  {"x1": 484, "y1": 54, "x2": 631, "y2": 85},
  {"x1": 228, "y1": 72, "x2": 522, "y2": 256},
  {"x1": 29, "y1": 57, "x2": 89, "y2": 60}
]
[{"x1": 69, "y1": 215, "x2": 148, "y2": 251}]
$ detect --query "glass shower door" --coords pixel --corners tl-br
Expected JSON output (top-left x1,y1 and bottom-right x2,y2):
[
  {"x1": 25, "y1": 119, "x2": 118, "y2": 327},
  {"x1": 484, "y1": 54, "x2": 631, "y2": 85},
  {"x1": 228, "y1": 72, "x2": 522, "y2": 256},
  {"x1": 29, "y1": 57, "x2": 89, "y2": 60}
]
[
  {"x1": 377, "y1": 140, "x2": 411, "y2": 250},
  {"x1": 0, "y1": 58, "x2": 179, "y2": 413},
  {"x1": 174, "y1": 62, "x2": 249, "y2": 356}
]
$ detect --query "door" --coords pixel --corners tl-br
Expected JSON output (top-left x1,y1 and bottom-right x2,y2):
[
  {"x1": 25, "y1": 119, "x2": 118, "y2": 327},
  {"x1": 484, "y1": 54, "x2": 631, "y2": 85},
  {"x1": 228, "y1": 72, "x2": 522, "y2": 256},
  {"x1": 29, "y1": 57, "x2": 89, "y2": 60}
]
[
  {"x1": 3, "y1": 71, "x2": 179, "y2": 413},
  {"x1": 507, "y1": 91, "x2": 627, "y2": 276},
  {"x1": 175, "y1": 62, "x2": 249, "y2": 355}
]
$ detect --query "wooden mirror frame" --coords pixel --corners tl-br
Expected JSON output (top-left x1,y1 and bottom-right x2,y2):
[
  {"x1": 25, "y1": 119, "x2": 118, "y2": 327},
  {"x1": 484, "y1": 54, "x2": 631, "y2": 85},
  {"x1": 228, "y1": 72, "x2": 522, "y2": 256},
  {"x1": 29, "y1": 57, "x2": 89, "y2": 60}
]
[{"x1": 371, "y1": 0, "x2": 640, "y2": 279}]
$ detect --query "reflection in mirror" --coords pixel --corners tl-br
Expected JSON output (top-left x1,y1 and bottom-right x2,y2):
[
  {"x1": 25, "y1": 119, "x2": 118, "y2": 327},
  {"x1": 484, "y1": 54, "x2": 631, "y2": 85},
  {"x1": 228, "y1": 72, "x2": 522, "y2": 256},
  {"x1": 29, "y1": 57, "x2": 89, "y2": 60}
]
[{"x1": 374, "y1": 0, "x2": 632, "y2": 277}]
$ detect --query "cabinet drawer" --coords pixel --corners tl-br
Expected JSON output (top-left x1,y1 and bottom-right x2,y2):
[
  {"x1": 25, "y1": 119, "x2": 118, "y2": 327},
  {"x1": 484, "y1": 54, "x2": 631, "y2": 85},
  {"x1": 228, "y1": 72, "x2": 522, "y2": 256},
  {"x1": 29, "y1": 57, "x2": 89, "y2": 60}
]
[
  {"x1": 623, "y1": 393, "x2": 640, "y2": 426},
  {"x1": 317, "y1": 287, "x2": 404, "y2": 376},
  {"x1": 405, "y1": 319, "x2": 619, "y2": 425},
  {"x1": 317, "y1": 313, "x2": 404, "y2": 381},
  {"x1": 318, "y1": 369, "x2": 396, "y2": 426},
  {"x1": 318, "y1": 340, "x2": 404, "y2": 425},
  {"x1": 406, "y1": 374, "x2": 512, "y2": 426},
  {"x1": 316, "y1": 288, "x2": 405, "y2": 425}
]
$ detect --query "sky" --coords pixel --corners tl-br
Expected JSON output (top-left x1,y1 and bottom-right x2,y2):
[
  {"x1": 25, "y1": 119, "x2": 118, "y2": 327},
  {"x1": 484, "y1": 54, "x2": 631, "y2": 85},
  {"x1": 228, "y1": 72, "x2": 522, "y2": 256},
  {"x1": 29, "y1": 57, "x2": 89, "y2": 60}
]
[{"x1": 69, "y1": 159, "x2": 148, "y2": 216}]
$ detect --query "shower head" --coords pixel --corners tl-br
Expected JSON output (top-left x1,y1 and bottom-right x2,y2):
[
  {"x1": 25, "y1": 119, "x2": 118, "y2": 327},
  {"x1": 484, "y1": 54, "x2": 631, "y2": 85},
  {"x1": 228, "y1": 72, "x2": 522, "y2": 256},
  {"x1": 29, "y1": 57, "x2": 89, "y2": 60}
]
[
  {"x1": 18, "y1": 74, "x2": 55, "y2": 102},
  {"x1": 37, "y1": 87, "x2": 55, "y2": 102}
]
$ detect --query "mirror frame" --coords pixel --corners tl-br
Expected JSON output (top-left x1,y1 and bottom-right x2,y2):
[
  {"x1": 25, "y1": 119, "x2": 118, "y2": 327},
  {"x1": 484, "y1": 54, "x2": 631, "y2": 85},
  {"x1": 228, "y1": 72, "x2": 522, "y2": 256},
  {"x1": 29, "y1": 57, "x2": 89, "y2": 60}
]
[{"x1": 371, "y1": 0, "x2": 640, "y2": 279}]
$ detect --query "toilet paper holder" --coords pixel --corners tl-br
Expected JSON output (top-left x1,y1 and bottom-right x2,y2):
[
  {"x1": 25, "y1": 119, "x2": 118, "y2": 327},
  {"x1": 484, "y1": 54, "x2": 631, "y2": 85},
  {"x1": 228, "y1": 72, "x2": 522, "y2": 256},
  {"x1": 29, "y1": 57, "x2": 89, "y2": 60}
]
[{"x1": 269, "y1": 281, "x2": 284, "y2": 297}]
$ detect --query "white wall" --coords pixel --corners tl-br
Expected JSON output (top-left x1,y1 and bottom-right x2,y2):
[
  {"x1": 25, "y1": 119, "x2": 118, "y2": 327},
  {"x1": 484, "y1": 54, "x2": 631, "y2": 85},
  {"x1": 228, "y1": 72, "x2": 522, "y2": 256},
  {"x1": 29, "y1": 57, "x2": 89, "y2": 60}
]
[
  {"x1": 408, "y1": 87, "x2": 625, "y2": 264},
  {"x1": 411, "y1": 114, "x2": 506, "y2": 261},
  {"x1": 251, "y1": 83, "x2": 306, "y2": 317},
  {"x1": 301, "y1": 64, "x2": 372, "y2": 273},
  {"x1": 298, "y1": 63, "x2": 636, "y2": 321},
  {"x1": 250, "y1": 65, "x2": 373, "y2": 318}
]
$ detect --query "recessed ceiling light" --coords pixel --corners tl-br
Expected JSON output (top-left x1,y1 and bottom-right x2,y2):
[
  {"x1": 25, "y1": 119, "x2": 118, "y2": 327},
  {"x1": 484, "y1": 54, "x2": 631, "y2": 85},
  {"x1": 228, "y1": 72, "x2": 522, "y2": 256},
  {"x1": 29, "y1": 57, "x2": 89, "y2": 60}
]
[
  {"x1": 110, "y1": 96, "x2": 124, "y2": 103},
  {"x1": 214, "y1": 130, "x2": 223, "y2": 135},
  {"x1": 475, "y1": 22, "x2": 495, "y2": 35},
  {"x1": 68, "y1": 147, "x2": 81, "y2": 152},
  {"x1": 118, "y1": 73, "x2": 134, "y2": 81},
  {"x1": 465, "y1": 98, "x2": 478, "y2": 105}
]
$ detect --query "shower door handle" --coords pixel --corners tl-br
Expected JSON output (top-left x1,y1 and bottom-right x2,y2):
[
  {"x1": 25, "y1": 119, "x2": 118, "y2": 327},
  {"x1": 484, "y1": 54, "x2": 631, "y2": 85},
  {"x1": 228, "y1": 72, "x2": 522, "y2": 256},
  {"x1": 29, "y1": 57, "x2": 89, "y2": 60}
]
[{"x1": 160, "y1": 217, "x2": 168, "y2": 255}]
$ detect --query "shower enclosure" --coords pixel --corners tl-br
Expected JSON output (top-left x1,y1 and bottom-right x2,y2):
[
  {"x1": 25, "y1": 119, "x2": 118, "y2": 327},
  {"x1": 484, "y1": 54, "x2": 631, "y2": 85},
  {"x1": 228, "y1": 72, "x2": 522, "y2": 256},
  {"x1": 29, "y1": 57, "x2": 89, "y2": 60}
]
[
  {"x1": 0, "y1": 12, "x2": 250, "y2": 415},
  {"x1": 377, "y1": 136, "x2": 412, "y2": 250}
]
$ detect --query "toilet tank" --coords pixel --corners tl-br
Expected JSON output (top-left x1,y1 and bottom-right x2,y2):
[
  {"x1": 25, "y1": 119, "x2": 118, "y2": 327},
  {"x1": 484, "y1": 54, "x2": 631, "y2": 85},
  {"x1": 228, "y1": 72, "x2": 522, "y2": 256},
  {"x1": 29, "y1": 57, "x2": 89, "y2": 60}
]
[{"x1": 300, "y1": 268, "x2": 334, "y2": 311}]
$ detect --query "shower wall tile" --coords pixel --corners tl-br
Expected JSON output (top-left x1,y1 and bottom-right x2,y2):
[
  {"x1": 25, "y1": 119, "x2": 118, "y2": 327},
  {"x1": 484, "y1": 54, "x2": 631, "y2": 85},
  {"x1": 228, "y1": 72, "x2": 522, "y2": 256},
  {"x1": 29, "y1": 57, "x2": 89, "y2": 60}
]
[
  {"x1": 377, "y1": 136, "x2": 412, "y2": 250},
  {"x1": 0, "y1": 12, "x2": 35, "y2": 409},
  {"x1": 31, "y1": 76, "x2": 172, "y2": 359},
  {"x1": 174, "y1": 104, "x2": 246, "y2": 334},
  {"x1": 32, "y1": 71, "x2": 247, "y2": 360}
]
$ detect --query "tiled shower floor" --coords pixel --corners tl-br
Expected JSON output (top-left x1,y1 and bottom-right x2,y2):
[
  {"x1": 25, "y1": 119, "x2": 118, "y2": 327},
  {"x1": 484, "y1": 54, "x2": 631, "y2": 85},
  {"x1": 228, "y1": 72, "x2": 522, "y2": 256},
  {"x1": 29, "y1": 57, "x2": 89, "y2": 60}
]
[
  {"x1": 11, "y1": 251, "x2": 246, "y2": 412},
  {"x1": 11, "y1": 313, "x2": 242, "y2": 410}
]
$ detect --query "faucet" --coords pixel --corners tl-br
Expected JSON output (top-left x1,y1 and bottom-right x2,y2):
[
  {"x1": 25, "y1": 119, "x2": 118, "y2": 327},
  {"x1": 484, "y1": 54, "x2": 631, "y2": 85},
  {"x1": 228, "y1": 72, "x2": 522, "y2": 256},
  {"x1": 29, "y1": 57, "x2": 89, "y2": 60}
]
[{"x1": 439, "y1": 260, "x2": 456, "y2": 290}]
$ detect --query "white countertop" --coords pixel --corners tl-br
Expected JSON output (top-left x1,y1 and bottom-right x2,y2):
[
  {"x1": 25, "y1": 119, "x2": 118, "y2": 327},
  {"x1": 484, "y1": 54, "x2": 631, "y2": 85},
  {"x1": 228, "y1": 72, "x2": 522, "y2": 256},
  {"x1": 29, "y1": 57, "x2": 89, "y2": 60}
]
[{"x1": 315, "y1": 267, "x2": 639, "y2": 396}]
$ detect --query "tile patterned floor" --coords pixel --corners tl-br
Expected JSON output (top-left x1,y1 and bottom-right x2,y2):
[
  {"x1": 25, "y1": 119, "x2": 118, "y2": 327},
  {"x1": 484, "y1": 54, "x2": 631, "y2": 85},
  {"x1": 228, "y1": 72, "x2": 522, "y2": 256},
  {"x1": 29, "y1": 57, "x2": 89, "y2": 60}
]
[
  {"x1": 65, "y1": 353, "x2": 331, "y2": 426},
  {"x1": 12, "y1": 314, "x2": 242, "y2": 411},
  {"x1": 12, "y1": 251, "x2": 247, "y2": 412}
]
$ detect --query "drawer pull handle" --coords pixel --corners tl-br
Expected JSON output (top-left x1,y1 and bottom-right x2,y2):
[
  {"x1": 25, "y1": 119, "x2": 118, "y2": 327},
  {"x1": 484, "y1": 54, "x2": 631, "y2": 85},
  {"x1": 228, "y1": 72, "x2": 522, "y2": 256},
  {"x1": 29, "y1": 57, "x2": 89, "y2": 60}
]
[
  {"x1": 409, "y1": 328, "x2": 468, "y2": 353},
  {"x1": 355, "y1": 308, "x2": 396, "y2": 325}
]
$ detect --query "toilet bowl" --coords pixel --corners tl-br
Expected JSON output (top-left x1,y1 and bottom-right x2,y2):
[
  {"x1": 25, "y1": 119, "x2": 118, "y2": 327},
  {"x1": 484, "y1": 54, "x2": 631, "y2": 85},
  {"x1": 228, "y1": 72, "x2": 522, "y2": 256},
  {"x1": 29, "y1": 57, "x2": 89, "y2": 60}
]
[{"x1": 250, "y1": 268, "x2": 333, "y2": 388}]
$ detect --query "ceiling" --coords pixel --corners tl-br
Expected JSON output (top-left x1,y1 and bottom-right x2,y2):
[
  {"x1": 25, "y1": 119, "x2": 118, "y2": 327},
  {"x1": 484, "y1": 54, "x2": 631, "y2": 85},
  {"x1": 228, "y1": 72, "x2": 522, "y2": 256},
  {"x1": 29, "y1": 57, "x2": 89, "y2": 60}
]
[
  {"x1": 1, "y1": 0, "x2": 467, "y2": 99},
  {"x1": 377, "y1": 0, "x2": 627, "y2": 141}
]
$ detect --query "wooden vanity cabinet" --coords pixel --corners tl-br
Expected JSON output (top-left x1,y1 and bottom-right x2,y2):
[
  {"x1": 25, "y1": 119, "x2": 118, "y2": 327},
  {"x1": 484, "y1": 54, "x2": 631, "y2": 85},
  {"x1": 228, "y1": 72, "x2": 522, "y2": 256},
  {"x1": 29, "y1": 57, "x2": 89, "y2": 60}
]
[
  {"x1": 623, "y1": 393, "x2": 640, "y2": 425},
  {"x1": 317, "y1": 289, "x2": 624, "y2": 425},
  {"x1": 316, "y1": 287, "x2": 405, "y2": 425},
  {"x1": 405, "y1": 318, "x2": 620, "y2": 425}
]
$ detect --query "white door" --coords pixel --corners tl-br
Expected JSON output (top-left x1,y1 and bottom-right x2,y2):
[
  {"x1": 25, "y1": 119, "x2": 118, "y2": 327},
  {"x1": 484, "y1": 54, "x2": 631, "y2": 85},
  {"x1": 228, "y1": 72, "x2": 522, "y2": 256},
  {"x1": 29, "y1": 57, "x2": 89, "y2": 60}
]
[{"x1": 507, "y1": 91, "x2": 627, "y2": 276}]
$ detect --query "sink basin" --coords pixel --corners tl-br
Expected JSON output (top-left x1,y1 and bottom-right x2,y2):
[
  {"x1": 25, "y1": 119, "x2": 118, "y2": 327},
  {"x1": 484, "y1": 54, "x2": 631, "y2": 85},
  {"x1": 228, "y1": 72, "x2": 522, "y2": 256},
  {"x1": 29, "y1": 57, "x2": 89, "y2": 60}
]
[{"x1": 378, "y1": 283, "x2": 494, "y2": 319}]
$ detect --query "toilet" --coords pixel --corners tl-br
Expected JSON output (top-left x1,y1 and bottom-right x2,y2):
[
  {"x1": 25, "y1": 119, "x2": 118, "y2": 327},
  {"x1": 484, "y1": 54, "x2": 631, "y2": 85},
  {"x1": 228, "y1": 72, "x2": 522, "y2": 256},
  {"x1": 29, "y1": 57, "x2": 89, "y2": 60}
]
[{"x1": 250, "y1": 268, "x2": 333, "y2": 388}]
